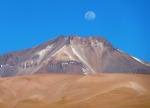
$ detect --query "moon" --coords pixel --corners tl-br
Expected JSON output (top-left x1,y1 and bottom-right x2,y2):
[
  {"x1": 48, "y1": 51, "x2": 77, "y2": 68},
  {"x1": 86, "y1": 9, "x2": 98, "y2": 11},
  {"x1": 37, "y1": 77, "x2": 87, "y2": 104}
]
[{"x1": 85, "y1": 11, "x2": 96, "y2": 20}]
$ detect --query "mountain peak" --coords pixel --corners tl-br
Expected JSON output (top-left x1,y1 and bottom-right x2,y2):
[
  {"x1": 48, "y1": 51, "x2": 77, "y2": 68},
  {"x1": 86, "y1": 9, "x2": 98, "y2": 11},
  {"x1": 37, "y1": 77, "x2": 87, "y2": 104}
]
[
  {"x1": 0, "y1": 35, "x2": 150, "y2": 77},
  {"x1": 67, "y1": 35, "x2": 115, "y2": 51}
]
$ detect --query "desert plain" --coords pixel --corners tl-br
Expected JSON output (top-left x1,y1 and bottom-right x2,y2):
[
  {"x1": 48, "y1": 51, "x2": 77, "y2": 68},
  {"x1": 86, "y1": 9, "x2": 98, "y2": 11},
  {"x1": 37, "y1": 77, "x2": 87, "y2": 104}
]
[{"x1": 0, "y1": 74, "x2": 150, "y2": 108}]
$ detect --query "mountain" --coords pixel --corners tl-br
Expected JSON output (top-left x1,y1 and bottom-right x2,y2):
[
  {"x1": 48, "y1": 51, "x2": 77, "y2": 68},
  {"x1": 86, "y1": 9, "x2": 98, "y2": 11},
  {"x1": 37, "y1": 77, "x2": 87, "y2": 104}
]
[{"x1": 0, "y1": 35, "x2": 150, "y2": 77}]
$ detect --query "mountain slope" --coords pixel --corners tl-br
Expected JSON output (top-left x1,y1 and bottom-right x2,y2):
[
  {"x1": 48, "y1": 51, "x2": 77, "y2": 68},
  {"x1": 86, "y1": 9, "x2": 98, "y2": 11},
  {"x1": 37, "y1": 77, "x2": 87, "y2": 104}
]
[{"x1": 0, "y1": 35, "x2": 150, "y2": 77}]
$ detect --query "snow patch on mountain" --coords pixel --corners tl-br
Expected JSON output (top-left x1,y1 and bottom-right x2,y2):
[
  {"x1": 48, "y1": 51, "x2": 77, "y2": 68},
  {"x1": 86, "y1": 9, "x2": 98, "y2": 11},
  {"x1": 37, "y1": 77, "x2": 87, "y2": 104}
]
[
  {"x1": 82, "y1": 68, "x2": 89, "y2": 74},
  {"x1": 117, "y1": 49, "x2": 124, "y2": 53},
  {"x1": 131, "y1": 56, "x2": 150, "y2": 67}
]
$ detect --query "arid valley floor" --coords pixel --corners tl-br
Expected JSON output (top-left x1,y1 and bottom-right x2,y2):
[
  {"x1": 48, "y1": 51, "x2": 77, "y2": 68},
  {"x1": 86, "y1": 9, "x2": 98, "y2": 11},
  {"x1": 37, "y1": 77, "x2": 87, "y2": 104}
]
[{"x1": 0, "y1": 74, "x2": 150, "y2": 108}]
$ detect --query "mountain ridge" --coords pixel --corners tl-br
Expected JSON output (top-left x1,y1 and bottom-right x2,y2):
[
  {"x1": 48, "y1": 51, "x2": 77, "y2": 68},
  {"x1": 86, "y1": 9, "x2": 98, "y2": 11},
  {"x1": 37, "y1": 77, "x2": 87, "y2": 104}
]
[{"x1": 0, "y1": 35, "x2": 150, "y2": 77}]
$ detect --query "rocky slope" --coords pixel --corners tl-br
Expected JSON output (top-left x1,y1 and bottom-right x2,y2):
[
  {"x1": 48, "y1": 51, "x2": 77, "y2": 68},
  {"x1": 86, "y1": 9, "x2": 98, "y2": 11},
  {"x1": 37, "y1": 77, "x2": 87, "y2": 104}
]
[{"x1": 0, "y1": 35, "x2": 150, "y2": 77}]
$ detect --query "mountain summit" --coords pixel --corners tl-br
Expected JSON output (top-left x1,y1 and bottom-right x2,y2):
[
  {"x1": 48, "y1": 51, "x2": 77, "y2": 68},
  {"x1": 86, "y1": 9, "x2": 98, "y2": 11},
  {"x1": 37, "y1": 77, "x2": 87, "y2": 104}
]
[{"x1": 0, "y1": 35, "x2": 150, "y2": 77}]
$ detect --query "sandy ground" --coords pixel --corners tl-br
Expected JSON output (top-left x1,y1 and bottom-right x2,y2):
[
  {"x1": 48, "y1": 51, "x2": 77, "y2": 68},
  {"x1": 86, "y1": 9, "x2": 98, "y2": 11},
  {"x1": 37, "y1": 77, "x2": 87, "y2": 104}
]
[{"x1": 0, "y1": 74, "x2": 150, "y2": 108}]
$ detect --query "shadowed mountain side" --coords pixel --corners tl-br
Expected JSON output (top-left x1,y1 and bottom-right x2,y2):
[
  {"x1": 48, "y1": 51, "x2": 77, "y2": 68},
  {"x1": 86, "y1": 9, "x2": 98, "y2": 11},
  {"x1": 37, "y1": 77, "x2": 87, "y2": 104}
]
[
  {"x1": 0, "y1": 36, "x2": 150, "y2": 77},
  {"x1": 0, "y1": 74, "x2": 150, "y2": 108}
]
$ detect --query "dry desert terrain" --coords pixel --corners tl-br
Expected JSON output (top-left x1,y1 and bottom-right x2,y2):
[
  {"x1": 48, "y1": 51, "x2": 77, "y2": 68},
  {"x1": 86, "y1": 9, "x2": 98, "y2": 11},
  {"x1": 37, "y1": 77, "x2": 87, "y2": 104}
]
[{"x1": 0, "y1": 74, "x2": 150, "y2": 108}]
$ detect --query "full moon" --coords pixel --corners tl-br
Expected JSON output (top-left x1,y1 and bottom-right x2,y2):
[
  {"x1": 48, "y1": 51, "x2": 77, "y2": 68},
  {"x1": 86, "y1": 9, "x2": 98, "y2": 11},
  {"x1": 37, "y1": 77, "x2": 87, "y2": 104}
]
[{"x1": 85, "y1": 11, "x2": 96, "y2": 20}]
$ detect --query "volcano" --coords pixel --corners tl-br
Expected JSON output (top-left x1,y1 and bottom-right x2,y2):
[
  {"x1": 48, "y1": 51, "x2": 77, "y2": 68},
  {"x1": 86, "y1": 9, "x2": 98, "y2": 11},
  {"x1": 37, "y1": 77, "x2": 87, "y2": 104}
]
[{"x1": 0, "y1": 35, "x2": 150, "y2": 77}]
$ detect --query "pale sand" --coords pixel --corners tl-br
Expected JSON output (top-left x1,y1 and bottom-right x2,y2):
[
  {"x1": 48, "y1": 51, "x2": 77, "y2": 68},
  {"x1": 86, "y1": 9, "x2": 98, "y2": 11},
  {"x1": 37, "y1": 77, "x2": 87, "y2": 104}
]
[{"x1": 0, "y1": 74, "x2": 150, "y2": 108}]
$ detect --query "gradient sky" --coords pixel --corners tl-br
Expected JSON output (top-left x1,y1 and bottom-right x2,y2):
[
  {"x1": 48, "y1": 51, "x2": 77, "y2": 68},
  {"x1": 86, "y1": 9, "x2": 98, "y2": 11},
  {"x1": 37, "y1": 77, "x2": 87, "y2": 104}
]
[{"x1": 0, "y1": 0, "x2": 150, "y2": 62}]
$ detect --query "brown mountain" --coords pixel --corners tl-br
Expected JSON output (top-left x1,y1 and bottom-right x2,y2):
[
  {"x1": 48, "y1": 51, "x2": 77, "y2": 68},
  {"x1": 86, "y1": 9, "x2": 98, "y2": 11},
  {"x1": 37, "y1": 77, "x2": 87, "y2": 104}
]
[{"x1": 0, "y1": 35, "x2": 150, "y2": 77}]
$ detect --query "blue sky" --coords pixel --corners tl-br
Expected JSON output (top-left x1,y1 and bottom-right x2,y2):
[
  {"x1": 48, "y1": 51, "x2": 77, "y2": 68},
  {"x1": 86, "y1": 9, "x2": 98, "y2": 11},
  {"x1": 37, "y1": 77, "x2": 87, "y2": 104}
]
[{"x1": 0, "y1": 0, "x2": 150, "y2": 62}]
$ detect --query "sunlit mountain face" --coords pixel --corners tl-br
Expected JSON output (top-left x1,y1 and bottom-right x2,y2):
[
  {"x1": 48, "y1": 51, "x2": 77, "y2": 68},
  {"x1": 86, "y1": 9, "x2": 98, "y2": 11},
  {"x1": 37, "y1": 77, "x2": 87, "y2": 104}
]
[{"x1": 0, "y1": 35, "x2": 150, "y2": 78}]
